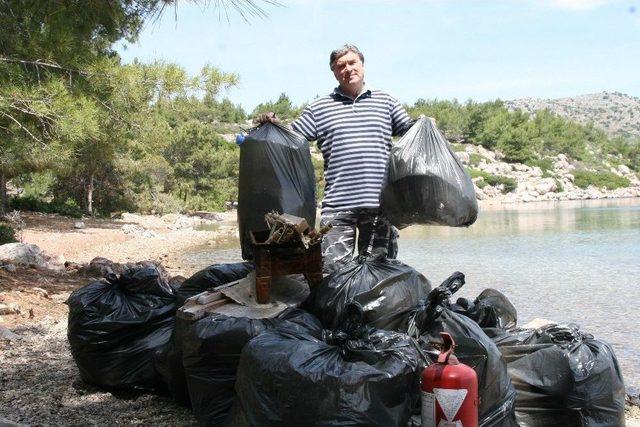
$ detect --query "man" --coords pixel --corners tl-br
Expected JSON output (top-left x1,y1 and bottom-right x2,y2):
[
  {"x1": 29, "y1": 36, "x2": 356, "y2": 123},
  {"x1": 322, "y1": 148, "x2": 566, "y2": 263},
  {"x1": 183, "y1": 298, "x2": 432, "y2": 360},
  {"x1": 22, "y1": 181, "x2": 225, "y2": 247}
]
[{"x1": 261, "y1": 44, "x2": 414, "y2": 274}]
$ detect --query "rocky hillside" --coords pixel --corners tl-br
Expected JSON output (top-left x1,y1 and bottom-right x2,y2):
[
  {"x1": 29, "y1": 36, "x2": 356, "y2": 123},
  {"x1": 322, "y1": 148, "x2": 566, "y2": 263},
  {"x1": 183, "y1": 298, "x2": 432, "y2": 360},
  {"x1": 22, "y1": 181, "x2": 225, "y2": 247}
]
[
  {"x1": 505, "y1": 92, "x2": 640, "y2": 139},
  {"x1": 455, "y1": 144, "x2": 640, "y2": 203}
]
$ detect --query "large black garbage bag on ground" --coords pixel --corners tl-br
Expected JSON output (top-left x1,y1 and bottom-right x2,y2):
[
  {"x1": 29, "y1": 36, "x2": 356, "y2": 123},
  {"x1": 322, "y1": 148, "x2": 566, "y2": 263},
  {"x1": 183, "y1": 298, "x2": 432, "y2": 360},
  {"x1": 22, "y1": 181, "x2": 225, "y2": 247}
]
[
  {"x1": 67, "y1": 266, "x2": 176, "y2": 391},
  {"x1": 380, "y1": 117, "x2": 478, "y2": 228},
  {"x1": 182, "y1": 308, "x2": 322, "y2": 427},
  {"x1": 233, "y1": 303, "x2": 423, "y2": 427},
  {"x1": 176, "y1": 262, "x2": 253, "y2": 306},
  {"x1": 452, "y1": 288, "x2": 518, "y2": 330},
  {"x1": 491, "y1": 323, "x2": 626, "y2": 427},
  {"x1": 155, "y1": 262, "x2": 255, "y2": 406},
  {"x1": 237, "y1": 122, "x2": 316, "y2": 260},
  {"x1": 399, "y1": 272, "x2": 517, "y2": 427},
  {"x1": 307, "y1": 255, "x2": 432, "y2": 331},
  {"x1": 153, "y1": 316, "x2": 191, "y2": 406}
]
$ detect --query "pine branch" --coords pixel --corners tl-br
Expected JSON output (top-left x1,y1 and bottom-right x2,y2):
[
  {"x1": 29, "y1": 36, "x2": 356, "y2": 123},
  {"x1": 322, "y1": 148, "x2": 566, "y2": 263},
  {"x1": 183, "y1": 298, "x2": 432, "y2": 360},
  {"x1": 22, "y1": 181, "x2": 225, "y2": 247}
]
[
  {"x1": 0, "y1": 110, "x2": 44, "y2": 144},
  {"x1": 0, "y1": 57, "x2": 88, "y2": 76}
]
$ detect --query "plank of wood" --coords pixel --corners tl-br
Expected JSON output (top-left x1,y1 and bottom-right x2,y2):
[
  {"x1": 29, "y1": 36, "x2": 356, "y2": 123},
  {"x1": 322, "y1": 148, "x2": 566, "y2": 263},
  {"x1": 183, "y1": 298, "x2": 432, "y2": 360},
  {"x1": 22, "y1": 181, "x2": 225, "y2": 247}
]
[
  {"x1": 196, "y1": 291, "x2": 223, "y2": 304},
  {"x1": 178, "y1": 297, "x2": 231, "y2": 320}
]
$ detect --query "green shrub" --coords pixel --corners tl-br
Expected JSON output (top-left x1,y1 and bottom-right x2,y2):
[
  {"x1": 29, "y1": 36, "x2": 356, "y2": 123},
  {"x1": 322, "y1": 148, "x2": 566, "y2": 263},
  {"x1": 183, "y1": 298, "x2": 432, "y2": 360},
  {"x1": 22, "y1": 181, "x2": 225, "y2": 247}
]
[
  {"x1": 554, "y1": 178, "x2": 564, "y2": 193},
  {"x1": 468, "y1": 153, "x2": 484, "y2": 167},
  {"x1": 0, "y1": 224, "x2": 17, "y2": 244},
  {"x1": 10, "y1": 196, "x2": 49, "y2": 213},
  {"x1": 573, "y1": 170, "x2": 631, "y2": 190},
  {"x1": 10, "y1": 196, "x2": 84, "y2": 218},
  {"x1": 50, "y1": 199, "x2": 84, "y2": 218},
  {"x1": 450, "y1": 143, "x2": 466, "y2": 152},
  {"x1": 468, "y1": 169, "x2": 517, "y2": 193},
  {"x1": 526, "y1": 158, "x2": 555, "y2": 173}
]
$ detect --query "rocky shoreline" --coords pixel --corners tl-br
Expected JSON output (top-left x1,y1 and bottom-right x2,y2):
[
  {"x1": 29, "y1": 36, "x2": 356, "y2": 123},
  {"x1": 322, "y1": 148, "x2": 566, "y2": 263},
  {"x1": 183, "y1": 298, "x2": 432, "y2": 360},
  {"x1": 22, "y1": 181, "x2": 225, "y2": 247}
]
[{"x1": 457, "y1": 145, "x2": 640, "y2": 203}]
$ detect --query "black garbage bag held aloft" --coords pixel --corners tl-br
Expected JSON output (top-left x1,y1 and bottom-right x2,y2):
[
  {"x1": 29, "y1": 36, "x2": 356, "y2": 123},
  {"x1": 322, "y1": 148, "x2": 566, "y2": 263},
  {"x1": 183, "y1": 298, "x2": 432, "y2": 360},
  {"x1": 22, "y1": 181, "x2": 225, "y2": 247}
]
[
  {"x1": 400, "y1": 273, "x2": 517, "y2": 427},
  {"x1": 67, "y1": 266, "x2": 176, "y2": 391},
  {"x1": 237, "y1": 122, "x2": 316, "y2": 260},
  {"x1": 307, "y1": 255, "x2": 432, "y2": 331},
  {"x1": 233, "y1": 302, "x2": 423, "y2": 427},
  {"x1": 493, "y1": 323, "x2": 626, "y2": 427},
  {"x1": 155, "y1": 262, "x2": 255, "y2": 406},
  {"x1": 380, "y1": 117, "x2": 478, "y2": 228},
  {"x1": 176, "y1": 262, "x2": 253, "y2": 306},
  {"x1": 452, "y1": 288, "x2": 518, "y2": 330},
  {"x1": 182, "y1": 308, "x2": 323, "y2": 427}
]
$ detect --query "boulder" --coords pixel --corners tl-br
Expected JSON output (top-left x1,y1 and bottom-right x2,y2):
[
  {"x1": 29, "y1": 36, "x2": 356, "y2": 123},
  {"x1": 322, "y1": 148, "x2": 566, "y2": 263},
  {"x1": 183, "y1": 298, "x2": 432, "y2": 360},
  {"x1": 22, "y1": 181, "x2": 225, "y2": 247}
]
[
  {"x1": 0, "y1": 325, "x2": 20, "y2": 341},
  {"x1": 192, "y1": 211, "x2": 223, "y2": 221},
  {"x1": 74, "y1": 221, "x2": 86, "y2": 229},
  {"x1": 456, "y1": 151, "x2": 470, "y2": 164},
  {"x1": 480, "y1": 162, "x2": 512, "y2": 175},
  {"x1": 617, "y1": 164, "x2": 631, "y2": 175},
  {"x1": 512, "y1": 164, "x2": 531, "y2": 173},
  {"x1": 121, "y1": 224, "x2": 157, "y2": 237},
  {"x1": 0, "y1": 243, "x2": 51, "y2": 269},
  {"x1": 534, "y1": 178, "x2": 558, "y2": 195},
  {"x1": 530, "y1": 166, "x2": 543, "y2": 178}
]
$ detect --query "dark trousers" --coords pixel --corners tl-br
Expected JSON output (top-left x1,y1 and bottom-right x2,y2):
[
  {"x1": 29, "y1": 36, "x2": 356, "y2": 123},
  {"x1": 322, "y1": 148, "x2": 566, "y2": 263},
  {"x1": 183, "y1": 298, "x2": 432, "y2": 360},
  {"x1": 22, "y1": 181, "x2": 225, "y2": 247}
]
[{"x1": 320, "y1": 209, "x2": 398, "y2": 275}]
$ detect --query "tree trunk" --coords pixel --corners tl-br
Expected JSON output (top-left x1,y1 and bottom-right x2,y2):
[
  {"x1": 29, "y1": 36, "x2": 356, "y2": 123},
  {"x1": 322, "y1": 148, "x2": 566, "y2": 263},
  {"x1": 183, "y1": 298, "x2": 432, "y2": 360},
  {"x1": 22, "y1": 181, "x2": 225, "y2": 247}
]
[
  {"x1": 86, "y1": 172, "x2": 94, "y2": 216},
  {"x1": 0, "y1": 171, "x2": 8, "y2": 215}
]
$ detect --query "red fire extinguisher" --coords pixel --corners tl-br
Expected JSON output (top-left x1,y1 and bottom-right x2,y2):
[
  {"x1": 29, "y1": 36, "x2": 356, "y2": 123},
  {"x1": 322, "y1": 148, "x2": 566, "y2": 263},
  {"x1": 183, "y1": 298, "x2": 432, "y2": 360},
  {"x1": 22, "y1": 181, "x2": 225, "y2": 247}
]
[{"x1": 421, "y1": 332, "x2": 479, "y2": 427}]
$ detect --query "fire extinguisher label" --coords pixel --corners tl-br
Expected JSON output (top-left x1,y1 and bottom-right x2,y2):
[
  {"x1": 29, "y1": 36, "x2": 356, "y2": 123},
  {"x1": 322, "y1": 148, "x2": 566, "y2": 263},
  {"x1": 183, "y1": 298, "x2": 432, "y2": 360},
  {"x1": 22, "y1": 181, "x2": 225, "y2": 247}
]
[
  {"x1": 437, "y1": 420, "x2": 463, "y2": 427},
  {"x1": 421, "y1": 391, "x2": 436, "y2": 426},
  {"x1": 434, "y1": 388, "x2": 468, "y2": 422}
]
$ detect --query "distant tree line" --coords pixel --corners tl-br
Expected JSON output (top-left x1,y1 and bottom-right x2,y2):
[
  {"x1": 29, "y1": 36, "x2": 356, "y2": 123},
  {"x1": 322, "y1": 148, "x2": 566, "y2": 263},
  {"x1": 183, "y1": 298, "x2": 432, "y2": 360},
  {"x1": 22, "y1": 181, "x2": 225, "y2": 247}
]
[{"x1": 1, "y1": 1, "x2": 637, "y2": 219}]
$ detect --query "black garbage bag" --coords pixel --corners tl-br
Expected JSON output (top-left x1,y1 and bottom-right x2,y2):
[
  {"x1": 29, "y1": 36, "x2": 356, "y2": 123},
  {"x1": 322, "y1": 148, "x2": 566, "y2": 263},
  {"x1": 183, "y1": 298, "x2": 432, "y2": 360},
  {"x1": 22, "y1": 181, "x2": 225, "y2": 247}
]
[
  {"x1": 67, "y1": 266, "x2": 176, "y2": 391},
  {"x1": 182, "y1": 308, "x2": 323, "y2": 427},
  {"x1": 237, "y1": 122, "x2": 316, "y2": 260},
  {"x1": 154, "y1": 262, "x2": 255, "y2": 406},
  {"x1": 176, "y1": 262, "x2": 254, "y2": 306},
  {"x1": 491, "y1": 323, "x2": 626, "y2": 427},
  {"x1": 380, "y1": 117, "x2": 478, "y2": 228},
  {"x1": 307, "y1": 255, "x2": 432, "y2": 331},
  {"x1": 399, "y1": 273, "x2": 517, "y2": 427},
  {"x1": 153, "y1": 316, "x2": 192, "y2": 406},
  {"x1": 233, "y1": 303, "x2": 423, "y2": 427},
  {"x1": 452, "y1": 288, "x2": 518, "y2": 330}
]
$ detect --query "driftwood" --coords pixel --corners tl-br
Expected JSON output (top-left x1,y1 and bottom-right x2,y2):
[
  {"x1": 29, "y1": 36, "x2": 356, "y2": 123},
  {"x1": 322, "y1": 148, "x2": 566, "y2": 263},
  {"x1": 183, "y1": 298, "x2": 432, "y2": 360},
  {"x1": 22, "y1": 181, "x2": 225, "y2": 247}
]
[
  {"x1": 176, "y1": 274, "x2": 256, "y2": 320},
  {"x1": 263, "y1": 212, "x2": 332, "y2": 248}
]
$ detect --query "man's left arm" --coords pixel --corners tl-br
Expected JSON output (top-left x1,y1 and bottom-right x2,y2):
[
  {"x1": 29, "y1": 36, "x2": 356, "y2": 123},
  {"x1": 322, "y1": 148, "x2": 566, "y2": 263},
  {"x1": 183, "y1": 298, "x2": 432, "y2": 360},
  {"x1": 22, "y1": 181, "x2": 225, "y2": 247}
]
[{"x1": 390, "y1": 100, "x2": 414, "y2": 137}]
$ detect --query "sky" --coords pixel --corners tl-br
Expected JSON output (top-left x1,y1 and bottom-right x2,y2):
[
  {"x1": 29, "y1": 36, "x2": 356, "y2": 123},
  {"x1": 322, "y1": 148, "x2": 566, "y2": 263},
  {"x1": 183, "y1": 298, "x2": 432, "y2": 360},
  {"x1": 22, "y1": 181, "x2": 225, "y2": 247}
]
[{"x1": 117, "y1": 0, "x2": 640, "y2": 111}]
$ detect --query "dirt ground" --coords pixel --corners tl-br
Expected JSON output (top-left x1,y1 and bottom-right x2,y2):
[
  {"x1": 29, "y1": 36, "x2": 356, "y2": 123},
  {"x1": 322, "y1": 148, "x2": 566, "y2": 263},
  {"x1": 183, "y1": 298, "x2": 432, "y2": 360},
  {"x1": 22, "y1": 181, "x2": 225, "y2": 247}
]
[{"x1": 1, "y1": 211, "x2": 639, "y2": 426}]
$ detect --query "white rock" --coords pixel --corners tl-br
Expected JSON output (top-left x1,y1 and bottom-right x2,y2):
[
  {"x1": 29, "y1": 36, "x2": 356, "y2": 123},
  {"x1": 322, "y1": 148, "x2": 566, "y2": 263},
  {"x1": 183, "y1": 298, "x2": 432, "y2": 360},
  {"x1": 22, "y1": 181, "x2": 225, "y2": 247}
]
[
  {"x1": 456, "y1": 151, "x2": 470, "y2": 164},
  {"x1": 73, "y1": 221, "x2": 86, "y2": 229},
  {"x1": 530, "y1": 166, "x2": 543, "y2": 178},
  {"x1": 617, "y1": 164, "x2": 631, "y2": 175},
  {"x1": 535, "y1": 178, "x2": 558, "y2": 195},
  {"x1": 0, "y1": 243, "x2": 50, "y2": 268},
  {"x1": 0, "y1": 325, "x2": 20, "y2": 341},
  {"x1": 512, "y1": 164, "x2": 531, "y2": 172},
  {"x1": 474, "y1": 188, "x2": 487, "y2": 200}
]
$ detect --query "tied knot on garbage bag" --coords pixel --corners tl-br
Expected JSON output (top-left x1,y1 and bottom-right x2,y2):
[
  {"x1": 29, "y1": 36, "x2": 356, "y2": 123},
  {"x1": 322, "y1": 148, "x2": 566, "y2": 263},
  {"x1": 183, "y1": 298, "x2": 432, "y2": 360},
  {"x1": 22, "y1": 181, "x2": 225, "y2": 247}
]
[
  {"x1": 67, "y1": 265, "x2": 177, "y2": 392},
  {"x1": 307, "y1": 255, "x2": 432, "y2": 331},
  {"x1": 230, "y1": 300, "x2": 423, "y2": 427},
  {"x1": 491, "y1": 322, "x2": 626, "y2": 427}
]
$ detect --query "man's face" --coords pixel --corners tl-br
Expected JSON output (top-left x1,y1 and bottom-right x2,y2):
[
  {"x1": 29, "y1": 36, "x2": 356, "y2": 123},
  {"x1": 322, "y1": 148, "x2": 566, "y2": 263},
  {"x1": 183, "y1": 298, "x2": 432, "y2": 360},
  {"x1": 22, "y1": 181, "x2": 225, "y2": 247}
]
[{"x1": 332, "y1": 51, "x2": 365, "y2": 88}]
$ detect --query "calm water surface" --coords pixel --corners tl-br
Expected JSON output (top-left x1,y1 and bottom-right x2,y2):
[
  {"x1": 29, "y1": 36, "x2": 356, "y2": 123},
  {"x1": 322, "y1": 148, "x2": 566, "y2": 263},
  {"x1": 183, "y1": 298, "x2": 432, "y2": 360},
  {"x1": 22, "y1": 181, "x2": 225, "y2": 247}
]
[{"x1": 184, "y1": 198, "x2": 640, "y2": 392}]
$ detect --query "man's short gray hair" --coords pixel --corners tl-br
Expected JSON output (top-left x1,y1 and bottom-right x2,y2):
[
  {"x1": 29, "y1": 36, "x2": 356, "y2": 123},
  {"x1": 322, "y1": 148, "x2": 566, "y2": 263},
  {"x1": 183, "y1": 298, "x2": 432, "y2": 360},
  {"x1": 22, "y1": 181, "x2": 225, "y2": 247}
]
[{"x1": 329, "y1": 44, "x2": 364, "y2": 71}]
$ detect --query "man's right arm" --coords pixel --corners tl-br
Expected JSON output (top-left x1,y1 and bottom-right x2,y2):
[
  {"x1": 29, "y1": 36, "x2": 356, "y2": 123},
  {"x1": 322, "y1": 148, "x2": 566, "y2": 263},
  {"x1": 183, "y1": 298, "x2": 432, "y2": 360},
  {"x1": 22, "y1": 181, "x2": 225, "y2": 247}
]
[{"x1": 291, "y1": 105, "x2": 317, "y2": 142}]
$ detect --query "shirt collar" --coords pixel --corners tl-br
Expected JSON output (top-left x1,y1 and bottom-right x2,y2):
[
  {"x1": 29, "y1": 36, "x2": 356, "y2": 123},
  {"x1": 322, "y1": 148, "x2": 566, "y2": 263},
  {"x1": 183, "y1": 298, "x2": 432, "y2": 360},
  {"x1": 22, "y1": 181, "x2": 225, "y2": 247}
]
[{"x1": 333, "y1": 84, "x2": 371, "y2": 101}]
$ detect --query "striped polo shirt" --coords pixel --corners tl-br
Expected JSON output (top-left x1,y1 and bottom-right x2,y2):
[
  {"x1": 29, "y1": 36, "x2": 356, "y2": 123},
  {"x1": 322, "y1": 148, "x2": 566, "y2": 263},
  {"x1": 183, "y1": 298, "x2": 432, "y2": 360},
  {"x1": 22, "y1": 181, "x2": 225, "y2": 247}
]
[{"x1": 292, "y1": 86, "x2": 412, "y2": 213}]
